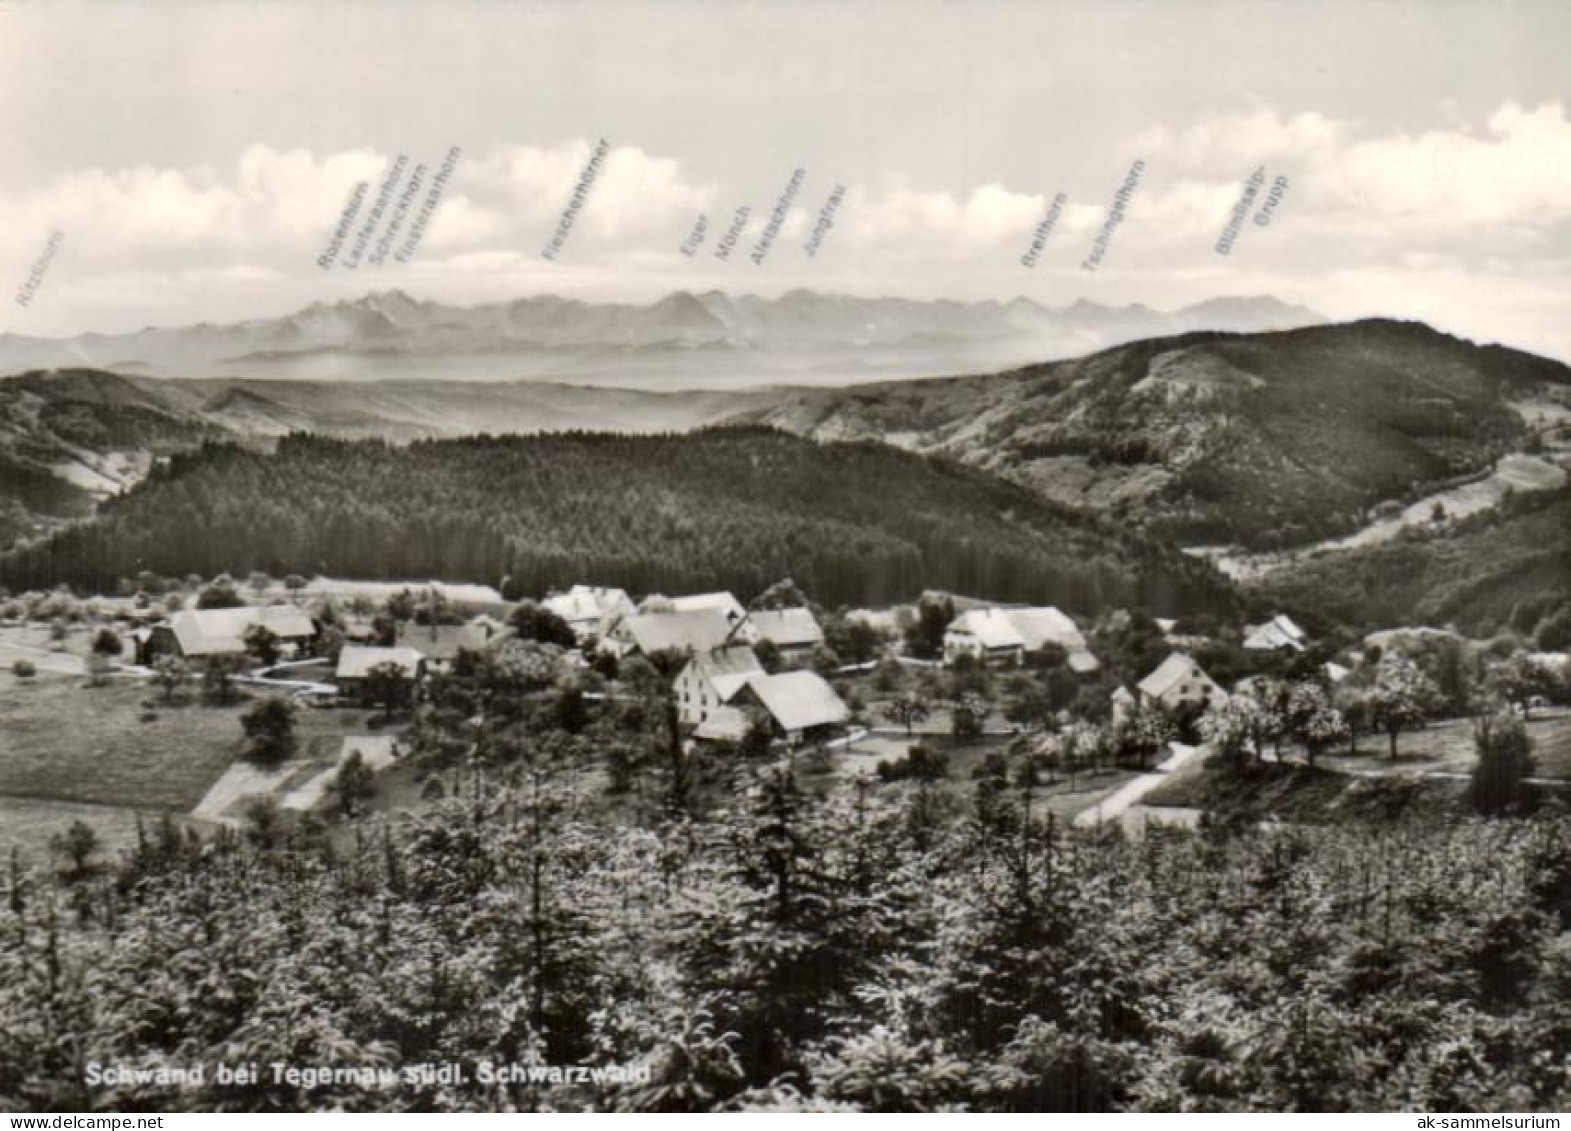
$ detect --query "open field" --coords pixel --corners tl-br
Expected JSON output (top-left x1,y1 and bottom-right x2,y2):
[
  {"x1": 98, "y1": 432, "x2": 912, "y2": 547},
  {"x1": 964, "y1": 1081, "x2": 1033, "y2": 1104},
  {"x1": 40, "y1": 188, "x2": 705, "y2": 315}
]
[
  {"x1": 1144, "y1": 755, "x2": 1466, "y2": 825},
  {"x1": 0, "y1": 679, "x2": 244, "y2": 809},
  {"x1": 0, "y1": 677, "x2": 391, "y2": 813},
  {"x1": 0, "y1": 795, "x2": 167, "y2": 866},
  {"x1": 0, "y1": 622, "x2": 99, "y2": 658},
  {"x1": 1314, "y1": 707, "x2": 1571, "y2": 780}
]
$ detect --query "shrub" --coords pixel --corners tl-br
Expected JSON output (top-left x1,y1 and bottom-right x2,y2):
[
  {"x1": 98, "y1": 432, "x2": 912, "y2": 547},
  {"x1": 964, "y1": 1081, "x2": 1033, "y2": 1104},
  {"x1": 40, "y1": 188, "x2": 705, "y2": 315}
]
[
  {"x1": 13, "y1": 659, "x2": 35, "y2": 678},
  {"x1": 877, "y1": 744, "x2": 949, "y2": 782},
  {"x1": 1469, "y1": 709, "x2": 1537, "y2": 815}
]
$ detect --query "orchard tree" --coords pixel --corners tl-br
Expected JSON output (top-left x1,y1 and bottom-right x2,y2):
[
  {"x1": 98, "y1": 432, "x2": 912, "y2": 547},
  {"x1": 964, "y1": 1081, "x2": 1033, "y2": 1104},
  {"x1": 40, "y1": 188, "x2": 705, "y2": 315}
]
[
  {"x1": 1198, "y1": 694, "x2": 1261, "y2": 765},
  {"x1": 1370, "y1": 653, "x2": 1440, "y2": 760},
  {"x1": 1487, "y1": 653, "x2": 1556, "y2": 720},
  {"x1": 881, "y1": 691, "x2": 931, "y2": 737},
  {"x1": 196, "y1": 577, "x2": 244, "y2": 609},
  {"x1": 202, "y1": 654, "x2": 246, "y2": 705},
  {"x1": 951, "y1": 692, "x2": 988, "y2": 743},
  {"x1": 49, "y1": 820, "x2": 99, "y2": 877},
  {"x1": 1332, "y1": 679, "x2": 1375, "y2": 754},
  {"x1": 1119, "y1": 698, "x2": 1174, "y2": 769},
  {"x1": 364, "y1": 660, "x2": 411, "y2": 720},
  {"x1": 151, "y1": 655, "x2": 189, "y2": 704},
  {"x1": 509, "y1": 601, "x2": 577, "y2": 648},
  {"x1": 904, "y1": 596, "x2": 954, "y2": 660},
  {"x1": 243, "y1": 624, "x2": 281, "y2": 668},
  {"x1": 329, "y1": 749, "x2": 377, "y2": 817},
  {"x1": 1286, "y1": 681, "x2": 1349, "y2": 767},
  {"x1": 240, "y1": 697, "x2": 297, "y2": 766}
]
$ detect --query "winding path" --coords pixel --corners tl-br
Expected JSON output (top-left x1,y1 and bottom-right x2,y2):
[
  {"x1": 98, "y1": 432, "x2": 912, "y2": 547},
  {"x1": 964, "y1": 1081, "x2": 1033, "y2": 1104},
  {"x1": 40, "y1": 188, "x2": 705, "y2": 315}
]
[{"x1": 1073, "y1": 741, "x2": 1205, "y2": 828}]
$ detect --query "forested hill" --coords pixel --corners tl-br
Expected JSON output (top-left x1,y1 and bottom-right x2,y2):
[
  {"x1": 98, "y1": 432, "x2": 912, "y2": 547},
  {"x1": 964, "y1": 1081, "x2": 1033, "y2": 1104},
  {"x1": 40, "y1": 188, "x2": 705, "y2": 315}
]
[
  {"x1": 0, "y1": 427, "x2": 1235, "y2": 614},
  {"x1": 1247, "y1": 484, "x2": 1571, "y2": 638},
  {"x1": 729, "y1": 319, "x2": 1571, "y2": 551}
]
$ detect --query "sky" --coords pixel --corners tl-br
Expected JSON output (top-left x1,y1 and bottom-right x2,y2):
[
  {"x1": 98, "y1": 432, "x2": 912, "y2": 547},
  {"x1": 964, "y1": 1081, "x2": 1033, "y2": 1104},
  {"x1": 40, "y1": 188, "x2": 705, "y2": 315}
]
[{"x1": 2, "y1": 0, "x2": 1570, "y2": 359}]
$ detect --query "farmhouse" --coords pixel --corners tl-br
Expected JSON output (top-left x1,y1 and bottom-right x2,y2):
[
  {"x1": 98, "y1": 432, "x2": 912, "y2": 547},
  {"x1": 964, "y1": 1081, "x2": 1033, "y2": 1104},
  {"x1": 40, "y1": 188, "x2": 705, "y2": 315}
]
[
  {"x1": 1004, "y1": 606, "x2": 1099, "y2": 672},
  {"x1": 749, "y1": 607, "x2": 825, "y2": 658},
  {"x1": 673, "y1": 645, "x2": 765, "y2": 728},
  {"x1": 640, "y1": 591, "x2": 757, "y2": 643},
  {"x1": 943, "y1": 608, "x2": 1026, "y2": 666},
  {"x1": 141, "y1": 605, "x2": 316, "y2": 663},
  {"x1": 1243, "y1": 613, "x2": 1308, "y2": 652},
  {"x1": 542, "y1": 584, "x2": 635, "y2": 644},
  {"x1": 736, "y1": 670, "x2": 851, "y2": 746},
  {"x1": 693, "y1": 669, "x2": 850, "y2": 747},
  {"x1": 1135, "y1": 652, "x2": 1224, "y2": 711},
  {"x1": 604, "y1": 607, "x2": 746, "y2": 659},
  {"x1": 393, "y1": 621, "x2": 495, "y2": 665},
  {"x1": 943, "y1": 606, "x2": 1099, "y2": 672},
  {"x1": 335, "y1": 645, "x2": 426, "y2": 706}
]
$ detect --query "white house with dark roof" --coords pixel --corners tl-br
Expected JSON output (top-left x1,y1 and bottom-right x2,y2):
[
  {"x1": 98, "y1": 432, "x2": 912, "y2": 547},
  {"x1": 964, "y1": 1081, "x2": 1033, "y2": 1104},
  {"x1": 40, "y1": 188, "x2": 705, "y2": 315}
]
[
  {"x1": 674, "y1": 645, "x2": 765, "y2": 729},
  {"x1": 1135, "y1": 652, "x2": 1224, "y2": 710}
]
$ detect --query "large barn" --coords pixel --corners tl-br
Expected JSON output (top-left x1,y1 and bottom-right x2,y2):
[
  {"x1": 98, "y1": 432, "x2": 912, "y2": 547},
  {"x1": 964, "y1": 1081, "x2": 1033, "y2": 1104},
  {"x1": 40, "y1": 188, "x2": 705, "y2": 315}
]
[{"x1": 140, "y1": 605, "x2": 317, "y2": 664}]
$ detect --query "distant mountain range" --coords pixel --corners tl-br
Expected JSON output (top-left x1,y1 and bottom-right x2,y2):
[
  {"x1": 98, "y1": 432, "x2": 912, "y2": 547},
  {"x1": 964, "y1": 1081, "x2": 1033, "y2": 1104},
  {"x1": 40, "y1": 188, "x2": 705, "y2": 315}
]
[
  {"x1": 0, "y1": 289, "x2": 1324, "y2": 387},
  {"x1": 5, "y1": 316, "x2": 1567, "y2": 622}
]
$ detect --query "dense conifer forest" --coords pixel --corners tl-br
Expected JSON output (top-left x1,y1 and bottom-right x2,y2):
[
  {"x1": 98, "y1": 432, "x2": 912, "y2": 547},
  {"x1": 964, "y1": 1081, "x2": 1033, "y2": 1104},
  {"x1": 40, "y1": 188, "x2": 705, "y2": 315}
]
[
  {"x1": 0, "y1": 428, "x2": 1234, "y2": 614},
  {"x1": 4, "y1": 770, "x2": 1567, "y2": 1112}
]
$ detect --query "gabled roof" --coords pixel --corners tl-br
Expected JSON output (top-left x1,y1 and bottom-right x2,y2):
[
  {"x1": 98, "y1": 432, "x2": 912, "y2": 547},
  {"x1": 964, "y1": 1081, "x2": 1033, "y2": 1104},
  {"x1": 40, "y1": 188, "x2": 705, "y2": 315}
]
[
  {"x1": 543, "y1": 584, "x2": 632, "y2": 628},
  {"x1": 1137, "y1": 652, "x2": 1214, "y2": 700},
  {"x1": 1244, "y1": 614, "x2": 1308, "y2": 651},
  {"x1": 617, "y1": 608, "x2": 737, "y2": 655},
  {"x1": 1006, "y1": 606, "x2": 1099, "y2": 671},
  {"x1": 685, "y1": 645, "x2": 765, "y2": 701},
  {"x1": 750, "y1": 607, "x2": 824, "y2": 650},
  {"x1": 944, "y1": 608, "x2": 1026, "y2": 651},
  {"x1": 1006, "y1": 606, "x2": 1085, "y2": 651},
  {"x1": 645, "y1": 591, "x2": 747, "y2": 622},
  {"x1": 393, "y1": 622, "x2": 493, "y2": 661},
  {"x1": 742, "y1": 670, "x2": 850, "y2": 733},
  {"x1": 166, "y1": 605, "x2": 316, "y2": 656},
  {"x1": 336, "y1": 645, "x2": 425, "y2": 680}
]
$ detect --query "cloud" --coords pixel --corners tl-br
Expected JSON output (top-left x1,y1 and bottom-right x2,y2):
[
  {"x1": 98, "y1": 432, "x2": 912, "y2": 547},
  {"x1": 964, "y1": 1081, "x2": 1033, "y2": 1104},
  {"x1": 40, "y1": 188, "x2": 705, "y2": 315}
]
[
  {"x1": 4, "y1": 108, "x2": 1571, "y2": 363},
  {"x1": 1314, "y1": 100, "x2": 1571, "y2": 224},
  {"x1": 843, "y1": 179, "x2": 1046, "y2": 250}
]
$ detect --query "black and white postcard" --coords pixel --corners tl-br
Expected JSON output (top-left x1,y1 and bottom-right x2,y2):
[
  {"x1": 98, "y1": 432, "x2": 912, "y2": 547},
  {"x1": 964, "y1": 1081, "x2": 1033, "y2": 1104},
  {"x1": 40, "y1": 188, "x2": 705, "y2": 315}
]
[{"x1": 1, "y1": 0, "x2": 1568, "y2": 1117}]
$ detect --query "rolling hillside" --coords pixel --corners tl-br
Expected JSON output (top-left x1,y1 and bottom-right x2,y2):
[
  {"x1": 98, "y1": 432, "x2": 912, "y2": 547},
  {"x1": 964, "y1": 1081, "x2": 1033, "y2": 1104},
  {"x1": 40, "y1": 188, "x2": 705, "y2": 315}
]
[
  {"x1": 1246, "y1": 484, "x2": 1571, "y2": 636},
  {"x1": 729, "y1": 319, "x2": 1571, "y2": 550},
  {"x1": 0, "y1": 427, "x2": 1237, "y2": 615},
  {"x1": 0, "y1": 370, "x2": 227, "y2": 544}
]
